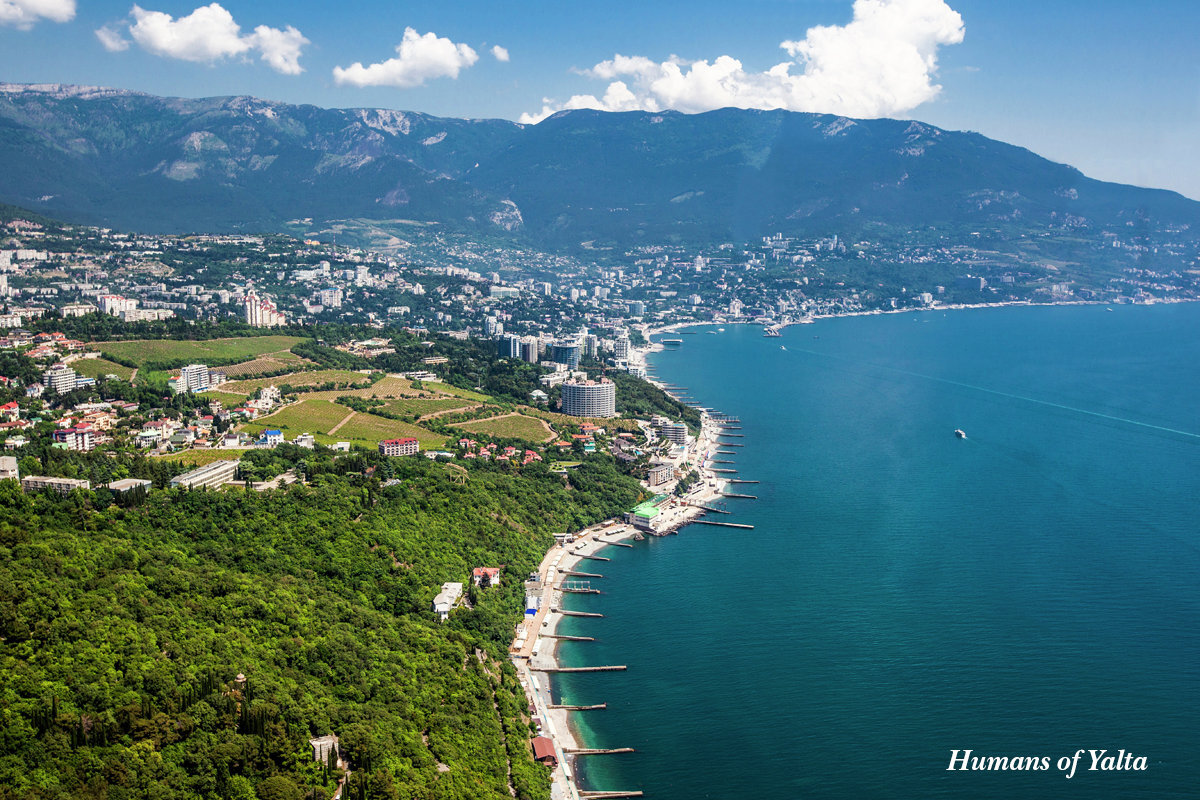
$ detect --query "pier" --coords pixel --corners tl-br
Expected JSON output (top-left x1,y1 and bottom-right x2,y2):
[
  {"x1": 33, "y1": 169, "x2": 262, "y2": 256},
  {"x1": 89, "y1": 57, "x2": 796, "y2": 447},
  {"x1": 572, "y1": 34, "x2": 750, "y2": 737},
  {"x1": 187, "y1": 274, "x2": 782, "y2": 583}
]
[
  {"x1": 719, "y1": 425, "x2": 743, "y2": 430},
  {"x1": 541, "y1": 665, "x2": 627, "y2": 673},
  {"x1": 565, "y1": 747, "x2": 636, "y2": 754},
  {"x1": 721, "y1": 442, "x2": 745, "y2": 447},
  {"x1": 549, "y1": 703, "x2": 607, "y2": 710},
  {"x1": 562, "y1": 570, "x2": 603, "y2": 578},
  {"x1": 721, "y1": 492, "x2": 758, "y2": 499},
  {"x1": 541, "y1": 634, "x2": 595, "y2": 641},
  {"x1": 560, "y1": 587, "x2": 602, "y2": 594},
  {"x1": 555, "y1": 609, "x2": 604, "y2": 618},
  {"x1": 711, "y1": 468, "x2": 737, "y2": 474},
  {"x1": 580, "y1": 792, "x2": 643, "y2": 799},
  {"x1": 716, "y1": 449, "x2": 737, "y2": 455},
  {"x1": 580, "y1": 555, "x2": 611, "y2": 562},
  {"x1": 728, "y1": 479, "x2": 759, "y2": 484},
  {"x1": 719, "y1": 433, "x2": 746, "y2": 438},
  {"x1": 600, "y1": 539, "x2": 634, "y2": 548},
  {"x1": 693, "y1": 519, "x2": 755, "y2": 529},
  {"x1": 713, "y1": 459, "x2": 736, "y2": 464},
  {"x1": 683, "y1": 502, "x2": 730, "y2": 514}
]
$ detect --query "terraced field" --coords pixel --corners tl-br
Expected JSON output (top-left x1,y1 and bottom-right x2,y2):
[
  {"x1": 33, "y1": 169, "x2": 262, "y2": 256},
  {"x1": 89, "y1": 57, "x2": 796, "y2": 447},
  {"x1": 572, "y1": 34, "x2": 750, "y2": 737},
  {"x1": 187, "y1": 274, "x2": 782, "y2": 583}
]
[
  {"x1": 243, "y1": 398, "x2": 446, "y2": 449},
  {"x1": 333, "y1": 413, "x2": 446, "y2": 449},
  {"x1": 379, "y1": 396, "x2": 478, "y2": 418},
  {"x1": 247, "y1": 399, "x2": 353, "y2": 435},
  {"x1": 451, "y1": 413, "x2": 556, "y2": 442},
  {"x1": 96, "y1": 335, "x2": 307, "y2": 367},
  {"x1": 69, "y1": 357, "x2": 135, "y2": 381},
  {"x1": 424, "y1": 382, "x2": 490, "y2": 402}
]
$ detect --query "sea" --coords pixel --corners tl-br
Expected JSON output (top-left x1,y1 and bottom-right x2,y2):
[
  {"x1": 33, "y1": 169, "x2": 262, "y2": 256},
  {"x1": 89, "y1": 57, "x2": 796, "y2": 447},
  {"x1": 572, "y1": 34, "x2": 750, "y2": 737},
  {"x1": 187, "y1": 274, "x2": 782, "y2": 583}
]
[{"x1": 553, "y1": 302, "x2": 1200, "y2": 799}]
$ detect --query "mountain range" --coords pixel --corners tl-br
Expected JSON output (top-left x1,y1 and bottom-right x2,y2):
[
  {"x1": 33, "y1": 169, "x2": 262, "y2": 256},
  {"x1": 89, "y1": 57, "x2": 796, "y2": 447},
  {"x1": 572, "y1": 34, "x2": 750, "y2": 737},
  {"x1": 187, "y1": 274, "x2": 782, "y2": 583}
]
[{"x1": 0, "y1": 83, "x2": 1197, "y2": 246}]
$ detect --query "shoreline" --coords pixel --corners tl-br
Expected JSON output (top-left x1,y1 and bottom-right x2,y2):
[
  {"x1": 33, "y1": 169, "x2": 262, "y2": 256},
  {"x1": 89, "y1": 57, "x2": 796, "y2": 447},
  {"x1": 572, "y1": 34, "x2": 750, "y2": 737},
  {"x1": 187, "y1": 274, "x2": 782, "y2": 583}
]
[{"x1": 510, "y1": 400, "x2": 729, "y2": 799}]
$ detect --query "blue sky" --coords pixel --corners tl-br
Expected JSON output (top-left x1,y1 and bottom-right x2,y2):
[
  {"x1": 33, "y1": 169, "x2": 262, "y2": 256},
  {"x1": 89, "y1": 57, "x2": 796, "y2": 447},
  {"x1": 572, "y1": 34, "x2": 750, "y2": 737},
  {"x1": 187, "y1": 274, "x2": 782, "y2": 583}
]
[{"x1": 1, "y1": 0, "x2": 1198, "y2": 199}]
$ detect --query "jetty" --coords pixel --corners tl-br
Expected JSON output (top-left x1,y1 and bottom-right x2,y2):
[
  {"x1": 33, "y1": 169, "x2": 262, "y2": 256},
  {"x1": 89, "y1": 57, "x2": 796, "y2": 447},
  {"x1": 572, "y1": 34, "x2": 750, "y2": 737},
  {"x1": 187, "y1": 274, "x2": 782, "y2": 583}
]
[
  {"x1": 580, "y1": 555, "x2": 611, "y2": 562},
  {"x1": 719, "y1": 433, "x2": 746, "y2": 438},
  {"x1": 713, "y1": 459, "x2": 736, "y2": 464},
  {"x1": 555, "y1": 609, "x2": 604, "y2": 618},
  {"x1": 719, "y1": 425, "x2": 743, "y2": 430},
  {"x1": 549, "y1": 703, "x2": 606, "y2": 710},
  {"x1": 683, "y1": 502, "x2": 730, "y2": 514},
  {"x1": 711, "y1": 468, "x2": 737, "y2": 474},
  {"x1": 600, "y1": 539, "x2": 634, "y2": 548},
  {"x1": 566, "y1": 747, "x2": 636, "y2": 755},
  {"x1": 541, "y1": 665, "x2": 627, "y2": 673},
  {"x1": 560, "y1": 587, "x2": 601, "y2": 594},
  {"x1": 562, "y1": 570, "x2": 604, "y2": 578},
  {"x1": 721, "y1": 442, "x2": 745, "y2": 447},
  {"x1": 580, "y1": 792, "x2": 643, "y2": 799},
  {"x1": 728, "y1": 479, "x2": 759, "y2": 484},
  {"x1": 693, "y1": 519, "x2": 754, "y2": 529},
  {"x1": 540, "y1": 634, "x2": 594, "y2": 641},
  {"x1": 721, "y1": 492, "x2": 758, "y2": 499},
  {"x1": 716, "y1": 449, "x2": 737, "y2": 455}
]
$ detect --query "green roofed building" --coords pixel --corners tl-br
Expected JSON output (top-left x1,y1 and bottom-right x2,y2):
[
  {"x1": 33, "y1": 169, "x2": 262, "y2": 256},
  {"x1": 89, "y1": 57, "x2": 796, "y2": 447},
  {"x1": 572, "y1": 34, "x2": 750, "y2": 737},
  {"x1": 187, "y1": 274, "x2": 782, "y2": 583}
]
[{"x1": 630, "y1": 501, "x2": 661, "y2": 531}]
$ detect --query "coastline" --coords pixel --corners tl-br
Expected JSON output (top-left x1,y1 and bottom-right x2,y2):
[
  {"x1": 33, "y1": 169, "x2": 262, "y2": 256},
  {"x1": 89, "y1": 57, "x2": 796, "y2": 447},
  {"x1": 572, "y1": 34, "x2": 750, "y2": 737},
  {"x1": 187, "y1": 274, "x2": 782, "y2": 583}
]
[{"x1": 510, "y1": 400, "x2": 729, "y2": 799}]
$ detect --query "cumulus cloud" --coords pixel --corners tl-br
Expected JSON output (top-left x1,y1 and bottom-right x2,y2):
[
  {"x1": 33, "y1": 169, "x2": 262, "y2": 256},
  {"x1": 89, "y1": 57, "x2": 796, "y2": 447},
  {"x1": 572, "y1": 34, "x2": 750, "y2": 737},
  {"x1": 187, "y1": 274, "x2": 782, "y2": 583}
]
[
  {"x1": 104, "y1": 3, "x2": 308, "y2": 74},
  {"x1": 520, "y1": 0, "x2": 964, "y2": 124},
  {"x1": 333, "y1": 28, "x2": 479, "y2": 88},
  {"x1": 95, "y1": 23, "x2": 130, "y2": 52},
  {"x1": 0, "y1": 0, "x2": 75, "y2": 29},
  {"x1": 491, "y1": 45, "x2": 510, "y2": 62}
]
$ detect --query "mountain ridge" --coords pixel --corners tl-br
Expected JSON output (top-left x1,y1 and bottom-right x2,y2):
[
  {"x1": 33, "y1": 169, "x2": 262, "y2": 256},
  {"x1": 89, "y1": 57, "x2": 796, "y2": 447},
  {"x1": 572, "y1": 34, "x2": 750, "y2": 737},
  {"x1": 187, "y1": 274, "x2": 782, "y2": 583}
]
[{"x1": 0, "y1": 83, "x2": 1195, "y2": 245}]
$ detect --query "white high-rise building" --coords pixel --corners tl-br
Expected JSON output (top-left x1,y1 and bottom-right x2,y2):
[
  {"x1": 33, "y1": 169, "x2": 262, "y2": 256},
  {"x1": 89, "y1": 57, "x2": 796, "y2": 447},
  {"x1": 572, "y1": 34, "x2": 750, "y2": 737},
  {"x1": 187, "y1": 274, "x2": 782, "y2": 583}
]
[
  {"x1": 43, "y1": 364, "x2": 78, "y2": 394},
  {"x1": 98, "y1": 294, "x2": 138, "y2": 316},
  {"x1": 180, "y1": 364, "x2": 211, "y2": 393},
  {"x1": 244, "y1": 291, "x2": 286, "y2": 327},
  {"x1": 614, "y1": 334, "x2": 631, "y2": 361},
  {"x1": 561, "y1": 378, "x2": 617, "y2": 418}
]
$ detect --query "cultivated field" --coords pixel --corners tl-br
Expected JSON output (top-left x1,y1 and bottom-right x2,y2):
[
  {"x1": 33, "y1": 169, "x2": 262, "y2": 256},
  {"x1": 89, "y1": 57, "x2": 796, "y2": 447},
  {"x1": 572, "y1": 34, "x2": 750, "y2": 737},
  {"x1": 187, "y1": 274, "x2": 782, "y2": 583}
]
[
  {"x1": 156, "y1": 449, "x2": 243, "y2": 466},
  {"x1": 70, "y1": 357, "x2": 135, "y2": 381},
  {"x1": 219, "y1": 351, "x2": 311, "y2": 378},
  {"x1": 248, "y1": 399, "x2": 353, "y2": 435},
  {"x1": 221, "y1": 369, "x2": 371, "y2": 395},
  {"x1": 451, "y1": 413, "x2": 555, "y2": 442},
  {"x1": 424, "y1": 382, "x2": 490, "y2": 402},
  {"x1": 243, "y1": 398, "x2": 446, "y2": 449},
  {"x1": 379, "y1": 396, "x2": 478, "y2": 418},
  {"x1": 523, "y1": 406, "x2": 641, "y2": 432},
  {"x1": 96, "y1": 335, "x2": 307, "y2": 367},
  {"x1": 333, "y1": 413, "x2": 446, "y2": 449},
  {"x1": 200, "y1": 390, "x2": 251, "y2": 406},
  {"x1": 305, "y1": 376, "x2": 421, "y2": 402}
]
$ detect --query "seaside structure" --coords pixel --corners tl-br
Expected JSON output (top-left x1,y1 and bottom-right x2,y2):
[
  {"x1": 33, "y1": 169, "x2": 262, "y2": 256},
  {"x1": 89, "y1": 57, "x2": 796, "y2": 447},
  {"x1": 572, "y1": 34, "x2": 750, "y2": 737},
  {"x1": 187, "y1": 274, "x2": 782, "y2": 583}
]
[
  {"x1": 531, "y1": 737, "x2": 558, "y2": 767},
  {"x1": 170, "y1": 459, "x2": 239, "y2": 490},
  {"x1": 379, "y1": 437, "x2": 419, "y2": 456},
  {"x1": 560, "y1": 377, "x2": 617, "y2": 418}
]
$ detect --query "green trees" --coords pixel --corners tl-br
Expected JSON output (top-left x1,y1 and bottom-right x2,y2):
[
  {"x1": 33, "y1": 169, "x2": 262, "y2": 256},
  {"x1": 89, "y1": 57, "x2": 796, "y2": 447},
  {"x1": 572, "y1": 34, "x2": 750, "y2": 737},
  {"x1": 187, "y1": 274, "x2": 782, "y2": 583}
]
[{"x1": 0, "y1": 455, "x2": 638, "y2": 799}]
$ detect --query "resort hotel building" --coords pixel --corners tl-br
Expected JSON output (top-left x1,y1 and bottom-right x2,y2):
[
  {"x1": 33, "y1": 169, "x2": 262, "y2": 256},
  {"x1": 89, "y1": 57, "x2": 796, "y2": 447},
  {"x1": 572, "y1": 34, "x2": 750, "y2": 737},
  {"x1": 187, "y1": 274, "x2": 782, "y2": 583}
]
[{"x1": 560, "y1": 377, "x2": 617, "y2": 418}]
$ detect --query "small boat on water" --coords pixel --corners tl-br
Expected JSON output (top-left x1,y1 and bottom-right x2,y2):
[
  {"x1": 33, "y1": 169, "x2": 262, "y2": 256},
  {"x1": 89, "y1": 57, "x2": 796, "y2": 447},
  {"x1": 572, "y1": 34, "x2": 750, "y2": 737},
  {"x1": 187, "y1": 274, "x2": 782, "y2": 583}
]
[
  {"x1": 780, "y1": 345, "x2": 786, "y2": 351},
  {"x1": 954, "y1": 429, "x2": 967, "y2": 439}
]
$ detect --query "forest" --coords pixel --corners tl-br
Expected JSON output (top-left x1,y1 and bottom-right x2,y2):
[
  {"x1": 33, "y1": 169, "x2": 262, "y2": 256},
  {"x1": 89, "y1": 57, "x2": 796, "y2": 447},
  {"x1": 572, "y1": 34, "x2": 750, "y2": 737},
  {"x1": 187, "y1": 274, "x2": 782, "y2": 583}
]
[{"x1": 0, "y1": 453, "x2": 645, "y2": 799}]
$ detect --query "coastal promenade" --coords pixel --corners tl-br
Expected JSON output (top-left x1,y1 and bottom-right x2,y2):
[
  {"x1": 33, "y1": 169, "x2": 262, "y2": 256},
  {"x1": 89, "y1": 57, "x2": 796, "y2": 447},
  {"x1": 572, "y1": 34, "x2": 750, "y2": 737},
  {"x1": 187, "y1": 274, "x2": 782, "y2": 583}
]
[{"x1": 510, "y1": 350, "x2": 731, "y2": 799}]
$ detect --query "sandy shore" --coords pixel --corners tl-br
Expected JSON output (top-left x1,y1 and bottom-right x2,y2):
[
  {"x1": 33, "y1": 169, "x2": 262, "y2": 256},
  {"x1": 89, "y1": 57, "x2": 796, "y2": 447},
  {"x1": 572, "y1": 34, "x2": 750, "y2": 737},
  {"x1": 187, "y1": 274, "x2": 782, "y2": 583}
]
[{"x1": 511, "y1": 411, "x2": 729, "y2": 799}]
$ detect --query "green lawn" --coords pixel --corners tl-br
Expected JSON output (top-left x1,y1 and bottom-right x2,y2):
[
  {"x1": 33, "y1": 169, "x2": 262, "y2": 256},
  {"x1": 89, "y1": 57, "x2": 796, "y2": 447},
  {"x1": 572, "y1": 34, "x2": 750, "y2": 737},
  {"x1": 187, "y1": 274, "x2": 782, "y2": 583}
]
[
  {"x1": 451, "y1": 413, "x2": 555, "y2": 442},
  {"x1": 69, "y1": 357, "x2": 134, "y2": 381},
  {"x1": 96, "y1": 336, "x2": 307, "y2": 367}
]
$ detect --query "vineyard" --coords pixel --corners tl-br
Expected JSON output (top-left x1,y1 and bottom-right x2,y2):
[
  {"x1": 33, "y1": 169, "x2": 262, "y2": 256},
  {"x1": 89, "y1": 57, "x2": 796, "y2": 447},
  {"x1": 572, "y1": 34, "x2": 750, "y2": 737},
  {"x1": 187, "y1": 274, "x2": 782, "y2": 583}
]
[
  {"x1": 96, "y1": 335, "x2": 307, "y2": 367},
  {"x1": 219, "y1": 351, "x2": 312, "y2": 378},
  {"x1": 451, "y1": 413, "x2": 556, "y2": 442},
  {"x1": 221, "y1": 369, "x2": 372, "y2": 395},
  {"x1": 69, "y1": 357, "x2": 135, "y2": 381}
]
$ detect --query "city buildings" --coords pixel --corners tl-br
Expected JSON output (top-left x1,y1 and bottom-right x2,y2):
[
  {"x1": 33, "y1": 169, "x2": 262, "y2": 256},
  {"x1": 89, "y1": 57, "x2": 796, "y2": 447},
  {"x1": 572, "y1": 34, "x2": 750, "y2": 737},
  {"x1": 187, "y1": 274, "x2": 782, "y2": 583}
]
[
  {"x1": 560, "y1": 377, "x2": 617, "y2": 418},
  {"x1": 549, "y1": 340, "x2": 581, "y2": 369},
  {"x1": 180, "y1": 363, "x2": 211, "y2": 393},
  {"x1": 244, "y1": 291, "x2": 287, "y2": 327},
  {"x1": 21, "y1": 475, "x2": 91, "y2": 494}
]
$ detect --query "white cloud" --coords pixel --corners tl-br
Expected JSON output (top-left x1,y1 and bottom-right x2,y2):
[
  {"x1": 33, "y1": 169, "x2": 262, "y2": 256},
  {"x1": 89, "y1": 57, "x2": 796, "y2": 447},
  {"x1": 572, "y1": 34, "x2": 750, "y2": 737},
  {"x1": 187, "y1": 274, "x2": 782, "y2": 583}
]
[
  {"x1": 520, "y1": 0, "x2": 964, "y2": 124},
  {"x1": 95, "y1": 23, "x2": 130, "y2": 52},
  {"x1": 0, "y1": 0, "x2": 75, "y2": 30},
  {"x1": 333, "y1": 28, "x2": 479, "y2": 88},
  {"x1": 117, "y1": 3, "x2": 308, "y2": 74},
  {"x1": 491, "y1": 45, "x2": 510, "y2": 63}
]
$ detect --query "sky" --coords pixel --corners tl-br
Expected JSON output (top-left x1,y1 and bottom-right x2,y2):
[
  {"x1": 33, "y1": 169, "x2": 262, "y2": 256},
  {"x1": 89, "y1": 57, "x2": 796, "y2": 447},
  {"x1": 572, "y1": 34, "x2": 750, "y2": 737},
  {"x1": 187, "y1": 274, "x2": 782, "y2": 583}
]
[{"x1": 1, "y1": 0, "x2": 1198, "y2": 199}]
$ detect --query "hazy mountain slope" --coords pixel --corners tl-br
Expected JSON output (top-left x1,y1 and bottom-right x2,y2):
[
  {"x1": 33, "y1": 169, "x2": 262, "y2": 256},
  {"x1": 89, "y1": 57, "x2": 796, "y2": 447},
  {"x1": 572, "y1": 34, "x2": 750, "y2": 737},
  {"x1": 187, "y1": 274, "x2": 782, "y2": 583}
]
[{"x1": 0, "y1": 84, "x2": 1195, "y2": 244}]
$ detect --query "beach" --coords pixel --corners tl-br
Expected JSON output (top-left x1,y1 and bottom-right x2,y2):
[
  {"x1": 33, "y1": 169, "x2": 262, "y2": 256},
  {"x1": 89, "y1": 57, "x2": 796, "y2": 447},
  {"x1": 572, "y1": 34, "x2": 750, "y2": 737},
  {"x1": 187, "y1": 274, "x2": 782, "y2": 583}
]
[{"x1": 510, "y1": 397, "x2": 729, "y2": 799}]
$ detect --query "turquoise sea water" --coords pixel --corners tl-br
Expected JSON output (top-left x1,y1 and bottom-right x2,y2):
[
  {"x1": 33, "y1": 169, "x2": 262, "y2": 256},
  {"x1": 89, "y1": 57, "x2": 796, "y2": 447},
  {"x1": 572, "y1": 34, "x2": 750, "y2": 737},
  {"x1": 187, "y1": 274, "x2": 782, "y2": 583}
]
[{"x1": 554, "y1": 303, "x2": 1200, "y2": 799}]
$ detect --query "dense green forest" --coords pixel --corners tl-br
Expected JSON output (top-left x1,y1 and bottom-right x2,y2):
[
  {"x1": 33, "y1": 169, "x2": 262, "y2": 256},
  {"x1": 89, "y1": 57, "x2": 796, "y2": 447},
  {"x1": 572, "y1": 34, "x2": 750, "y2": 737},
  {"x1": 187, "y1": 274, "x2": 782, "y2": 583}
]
[{"x1": 0, "y1": 454, "x2": 644, "y2": 799}]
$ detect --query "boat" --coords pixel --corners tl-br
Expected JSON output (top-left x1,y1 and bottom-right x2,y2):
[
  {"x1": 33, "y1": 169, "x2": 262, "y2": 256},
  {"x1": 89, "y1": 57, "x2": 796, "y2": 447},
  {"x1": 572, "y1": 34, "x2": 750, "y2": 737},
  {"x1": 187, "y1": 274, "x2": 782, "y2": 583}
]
[
  {"x1": 1106, "y1": 307, "x2": 1115, "y2": 312},
  {"x1": 780, "y1": 345, "x2": 786, "y2": 351},
  {"x1": 954, "y1": 429, "x2": 967, "y2": 439}
]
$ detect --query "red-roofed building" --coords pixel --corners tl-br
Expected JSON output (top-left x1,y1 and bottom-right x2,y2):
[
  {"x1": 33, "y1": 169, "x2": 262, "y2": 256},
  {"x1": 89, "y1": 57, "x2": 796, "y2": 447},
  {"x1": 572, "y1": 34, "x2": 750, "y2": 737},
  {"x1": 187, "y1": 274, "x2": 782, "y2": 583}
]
[
  {"x1": 472, "y1": 567, "x2": 501, "y2": 587},
  {"x1": 531, "y1": 737, "x2": 557, "y2": 766},
  {"x1": 379, "y1": 437, "x2": 419, "y2": 456}
]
